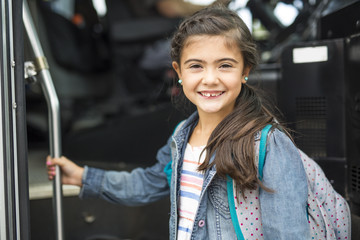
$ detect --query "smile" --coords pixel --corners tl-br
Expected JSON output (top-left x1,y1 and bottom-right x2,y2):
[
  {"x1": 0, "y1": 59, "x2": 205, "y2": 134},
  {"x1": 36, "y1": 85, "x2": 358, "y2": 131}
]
[{"x1": 199, "y1": 91, "x2": 224, "y2": 97}]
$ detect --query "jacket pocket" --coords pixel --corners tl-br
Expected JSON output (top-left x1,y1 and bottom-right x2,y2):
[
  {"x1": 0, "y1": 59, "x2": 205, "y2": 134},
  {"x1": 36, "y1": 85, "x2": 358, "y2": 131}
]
[{"x1": 208, "y1": 175, "x2": 231, "y2": 219}]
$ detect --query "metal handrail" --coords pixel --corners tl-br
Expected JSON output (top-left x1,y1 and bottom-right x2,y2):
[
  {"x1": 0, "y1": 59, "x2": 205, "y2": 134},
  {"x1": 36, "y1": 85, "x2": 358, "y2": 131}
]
[{"x1": 23, "y1": 1, "x2": 64, "y2": 239}]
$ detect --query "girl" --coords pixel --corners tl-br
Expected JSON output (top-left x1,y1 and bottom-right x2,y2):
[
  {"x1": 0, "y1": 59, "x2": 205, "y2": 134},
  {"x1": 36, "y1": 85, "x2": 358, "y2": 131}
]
[{"x1": 47, "y1": 5, "x2": 309, "y2": 239}]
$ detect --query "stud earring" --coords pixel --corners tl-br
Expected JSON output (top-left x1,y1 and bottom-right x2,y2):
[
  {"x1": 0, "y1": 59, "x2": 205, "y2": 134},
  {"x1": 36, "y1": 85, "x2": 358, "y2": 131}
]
[
  {"x1": 178, "y1": 79, "x2": 182, "y2": 84},
  {"x1": 244, "y1": 76, "x2": 248, "y2": 82}
]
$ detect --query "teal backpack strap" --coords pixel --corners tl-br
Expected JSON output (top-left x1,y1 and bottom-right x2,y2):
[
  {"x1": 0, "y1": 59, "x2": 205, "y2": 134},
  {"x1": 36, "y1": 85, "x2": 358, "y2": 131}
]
[
  {"x1": 164, "y1": 161, "x2": 172, "y2": 186},
  {"x1": 258, "y1": 124, "x2": 272, "y2": 181},
  {"x1": 226, "y1": 175, "x2": 245, "y2": 240},
  {"x1": 227, "y1": 124, "x2": 272, "y2": 239},
  {"x1": 164, "y1": 120, "x2": 186, "y2": 186}
]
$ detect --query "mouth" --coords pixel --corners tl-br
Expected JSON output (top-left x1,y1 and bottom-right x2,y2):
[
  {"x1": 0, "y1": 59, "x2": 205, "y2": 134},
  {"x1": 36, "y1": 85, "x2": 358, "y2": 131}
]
[{"x1": 199, "y1": 91, "x2": 225, "y2": 97}]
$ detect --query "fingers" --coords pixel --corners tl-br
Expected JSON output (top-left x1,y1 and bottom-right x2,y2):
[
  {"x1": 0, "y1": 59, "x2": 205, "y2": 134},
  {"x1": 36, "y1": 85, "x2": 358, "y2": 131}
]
[
  {"x1": 46, "y1": 155, "x2": 56, "y2": 167},
  {"x1": 46, "y1": 156, "x2": 53, "y2": 180},
  {"x1": 46, "y1": 155, "x2": 65, "y2": 180},
  {"x1": 47, "y1": 166, "x2": 56, "y2": 180},
  {"x1": 46, "y1": 156, "x2": 84, "y2": 186},
  {"x1": 46, "y1": 155, "x2": 68, "y2": 167}
]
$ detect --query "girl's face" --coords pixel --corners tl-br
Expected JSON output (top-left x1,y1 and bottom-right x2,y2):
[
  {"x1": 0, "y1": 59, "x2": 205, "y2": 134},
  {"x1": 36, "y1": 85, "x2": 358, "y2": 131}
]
[{"x1": 172, "y1": 35, "x2": 250, "y2": 118}]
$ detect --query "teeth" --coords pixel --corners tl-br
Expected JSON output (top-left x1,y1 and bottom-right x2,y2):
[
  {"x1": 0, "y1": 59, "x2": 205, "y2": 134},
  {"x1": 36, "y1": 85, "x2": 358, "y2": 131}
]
[{"x1": 201, "y1": 92, "x2": 223, "y2": 97}]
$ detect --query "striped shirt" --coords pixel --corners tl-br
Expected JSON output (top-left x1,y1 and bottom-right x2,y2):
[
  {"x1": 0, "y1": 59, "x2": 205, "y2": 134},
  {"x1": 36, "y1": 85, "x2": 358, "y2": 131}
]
[{"x1": 177, "y1": 143, "x2": 206, "y2": 240}]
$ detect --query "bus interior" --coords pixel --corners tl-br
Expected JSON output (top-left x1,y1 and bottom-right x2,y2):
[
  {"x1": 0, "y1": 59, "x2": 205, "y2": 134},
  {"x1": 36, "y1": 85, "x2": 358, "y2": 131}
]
[{"x1": 1, "y1": 0, "x2": 360, "y2": 239}]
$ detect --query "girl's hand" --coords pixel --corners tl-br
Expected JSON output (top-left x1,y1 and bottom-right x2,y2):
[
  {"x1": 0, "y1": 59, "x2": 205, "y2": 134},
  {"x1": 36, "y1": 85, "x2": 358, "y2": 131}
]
[{"x1": 46, "y1": 156, "x2": 84, "y2": 187}]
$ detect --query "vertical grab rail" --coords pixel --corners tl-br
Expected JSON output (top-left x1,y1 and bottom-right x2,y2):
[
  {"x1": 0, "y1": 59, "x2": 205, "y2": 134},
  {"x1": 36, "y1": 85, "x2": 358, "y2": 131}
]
[{"x1": 23, "y1": 1, "x2": 64, "y2": 239}]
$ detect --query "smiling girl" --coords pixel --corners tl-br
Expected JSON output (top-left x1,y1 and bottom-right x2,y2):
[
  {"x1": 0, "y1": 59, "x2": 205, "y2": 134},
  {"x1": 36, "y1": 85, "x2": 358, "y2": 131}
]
[{"x1": 47, "y1": 5, "x2": 309, "y2": 239}]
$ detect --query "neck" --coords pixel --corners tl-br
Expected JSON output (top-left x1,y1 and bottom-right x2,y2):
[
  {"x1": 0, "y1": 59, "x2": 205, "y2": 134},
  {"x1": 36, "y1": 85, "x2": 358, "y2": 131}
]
[
  {"x1": 197, "y1": 112, "x2": 224, "y2": 134},
  {"x1": 196, "y1": 106, "x2": 233, "y2": 133},
  {"x1": 188, "y1": 111, "x2": 228, "y2": 147}
]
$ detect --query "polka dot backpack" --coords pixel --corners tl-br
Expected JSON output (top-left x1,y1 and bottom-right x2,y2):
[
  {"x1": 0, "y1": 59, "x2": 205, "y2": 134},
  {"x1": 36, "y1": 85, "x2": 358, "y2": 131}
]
[{"x1": 227, "y1": 125, "x2": 351, "y2": 239}]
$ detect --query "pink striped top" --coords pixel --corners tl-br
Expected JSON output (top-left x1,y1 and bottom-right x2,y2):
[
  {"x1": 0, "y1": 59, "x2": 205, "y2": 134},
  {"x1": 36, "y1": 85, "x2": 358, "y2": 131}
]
[{"x1": 177, "y1": 144, "x2": 206, "y2": 240}]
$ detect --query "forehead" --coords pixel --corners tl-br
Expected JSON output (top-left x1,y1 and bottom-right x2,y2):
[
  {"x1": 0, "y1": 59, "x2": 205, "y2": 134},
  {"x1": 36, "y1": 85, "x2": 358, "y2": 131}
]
[
  {"x1": 184, "y1": 34, "x2": 237, "y2": 48},
  {"x1": 181, "y1": 35, "x2": 242, "y2": 61}
]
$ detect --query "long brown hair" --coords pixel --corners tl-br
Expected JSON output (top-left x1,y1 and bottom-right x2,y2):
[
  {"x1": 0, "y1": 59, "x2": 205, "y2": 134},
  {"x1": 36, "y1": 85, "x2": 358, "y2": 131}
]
[{"x1": 171, "y1": 5, "x2": 283, "y2": 195}]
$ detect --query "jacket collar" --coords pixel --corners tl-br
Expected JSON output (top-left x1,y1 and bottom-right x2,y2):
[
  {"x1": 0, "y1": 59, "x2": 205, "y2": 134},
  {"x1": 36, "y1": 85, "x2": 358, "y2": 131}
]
[
  {"x1": 172, "y1": 111, "x2": 198, "y2": 147},
  {"x1": 173, "y1": 112, "x2": 216, "y2": 166}
]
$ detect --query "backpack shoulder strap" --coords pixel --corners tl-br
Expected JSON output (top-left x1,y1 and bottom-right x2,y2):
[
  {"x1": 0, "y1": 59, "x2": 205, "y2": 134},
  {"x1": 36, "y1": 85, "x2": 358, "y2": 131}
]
[
  {"x1": 258, "y1": 124, "x2": 272, "y2": 180},
  {"x1": 227, "y1": 124, "x2": 272, "y2": 239}
]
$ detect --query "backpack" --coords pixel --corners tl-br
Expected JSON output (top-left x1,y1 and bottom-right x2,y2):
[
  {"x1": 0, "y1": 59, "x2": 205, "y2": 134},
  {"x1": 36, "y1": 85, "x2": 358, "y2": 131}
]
[{"x1": 228, "y1": 125, "x2": 351, "y2": 239}]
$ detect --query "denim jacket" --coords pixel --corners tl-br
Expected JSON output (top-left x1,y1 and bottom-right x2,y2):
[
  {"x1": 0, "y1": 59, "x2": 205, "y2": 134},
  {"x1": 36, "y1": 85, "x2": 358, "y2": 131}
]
[{"x1": 79, "y1": 112, "x2": 310, "y2": 239}]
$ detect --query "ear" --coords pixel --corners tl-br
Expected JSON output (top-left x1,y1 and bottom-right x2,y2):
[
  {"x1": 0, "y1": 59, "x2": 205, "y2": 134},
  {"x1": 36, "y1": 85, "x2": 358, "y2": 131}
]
[
  {"x1": 172, "y1": 61, "x2": 182, "y2": 79},
  {"x1": 244, "y1": 66, "x2": 251, "y2": 76},
  {"x1": 242, "y1": 66, "x2": 251, "y2": 83}
]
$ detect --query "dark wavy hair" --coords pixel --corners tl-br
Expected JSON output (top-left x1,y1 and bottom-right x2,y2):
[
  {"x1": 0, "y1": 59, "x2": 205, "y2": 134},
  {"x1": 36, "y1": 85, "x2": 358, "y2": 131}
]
[{"x1": 170, "y1": 5, "x2": 283, "y2": 195}]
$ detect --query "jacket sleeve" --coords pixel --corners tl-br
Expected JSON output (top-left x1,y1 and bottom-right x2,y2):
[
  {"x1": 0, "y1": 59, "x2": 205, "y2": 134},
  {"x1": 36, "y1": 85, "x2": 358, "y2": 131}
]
[
  {"x1": 78, "y1": 136, "x2": 172, "y2": 206},
  {"x1": 260, "y1": 129, "x2": 310, "y2": 239}
]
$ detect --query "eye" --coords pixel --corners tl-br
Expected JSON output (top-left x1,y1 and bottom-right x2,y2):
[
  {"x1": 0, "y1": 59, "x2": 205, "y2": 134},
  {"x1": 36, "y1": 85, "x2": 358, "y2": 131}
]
[
  {"x1": 190, "y1": 64, "x2": 202, "y2": 69},
  {"x1": 220, "y1": 63, "x2": 232, "y2": 69}
]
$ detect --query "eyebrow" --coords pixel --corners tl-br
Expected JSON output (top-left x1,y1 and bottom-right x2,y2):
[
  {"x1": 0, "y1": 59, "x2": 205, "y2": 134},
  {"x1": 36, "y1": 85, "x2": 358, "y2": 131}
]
[{"x1": 183, "y1": 58, "x2": 239, "y2": 65}]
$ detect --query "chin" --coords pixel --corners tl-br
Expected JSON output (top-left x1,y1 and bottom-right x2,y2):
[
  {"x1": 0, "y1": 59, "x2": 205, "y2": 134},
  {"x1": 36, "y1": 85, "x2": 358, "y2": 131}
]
[{"x1": 199, "y1": 108, "x2": 223, "y2": 114}]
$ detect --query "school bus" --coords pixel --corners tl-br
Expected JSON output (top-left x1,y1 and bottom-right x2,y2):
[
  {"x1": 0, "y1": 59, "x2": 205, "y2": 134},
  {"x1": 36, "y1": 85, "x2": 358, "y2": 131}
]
[{"x1": 1, "y1": 0, "x2": 359, "y2": 239}]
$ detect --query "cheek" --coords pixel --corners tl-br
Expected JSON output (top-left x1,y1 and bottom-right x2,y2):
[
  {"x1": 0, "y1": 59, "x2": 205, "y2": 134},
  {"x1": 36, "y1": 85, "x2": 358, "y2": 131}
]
[
  {"x1": 182, "y1": 78, "x2": 197, "y2": 92},
  {"x1": 229, "y1": 81, "x2": 243, "y2": 100},
  {"x1": 182, "y1": 84, "x2": 195, "y2": 99},
  {"x1": 227, "y1": 78, "x2": 243, "y2": 91},
  {"x1": 182, "y1": 82, "x2": 199, "y2": 103},
  {"x1": 232, "y1": 85, "x2": 242, "y2": 96}
]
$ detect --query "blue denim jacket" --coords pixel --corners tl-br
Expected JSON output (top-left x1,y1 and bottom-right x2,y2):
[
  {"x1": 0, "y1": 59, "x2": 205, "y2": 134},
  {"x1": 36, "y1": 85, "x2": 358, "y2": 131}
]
[{"x1": 79, "y1": 112, "x2": 309, "y2": 239}]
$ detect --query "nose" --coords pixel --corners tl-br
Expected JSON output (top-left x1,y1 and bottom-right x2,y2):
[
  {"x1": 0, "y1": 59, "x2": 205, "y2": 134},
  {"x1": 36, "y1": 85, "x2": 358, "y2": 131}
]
[{"x1": 202, "y1": 68, "x2": 218, "y2": 85}]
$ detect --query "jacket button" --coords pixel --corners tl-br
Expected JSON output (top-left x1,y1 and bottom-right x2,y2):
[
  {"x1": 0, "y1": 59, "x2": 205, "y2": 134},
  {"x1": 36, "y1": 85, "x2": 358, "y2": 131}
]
[{"x1": 198, "y1": 220, "x2": 205, "y2": 227}]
